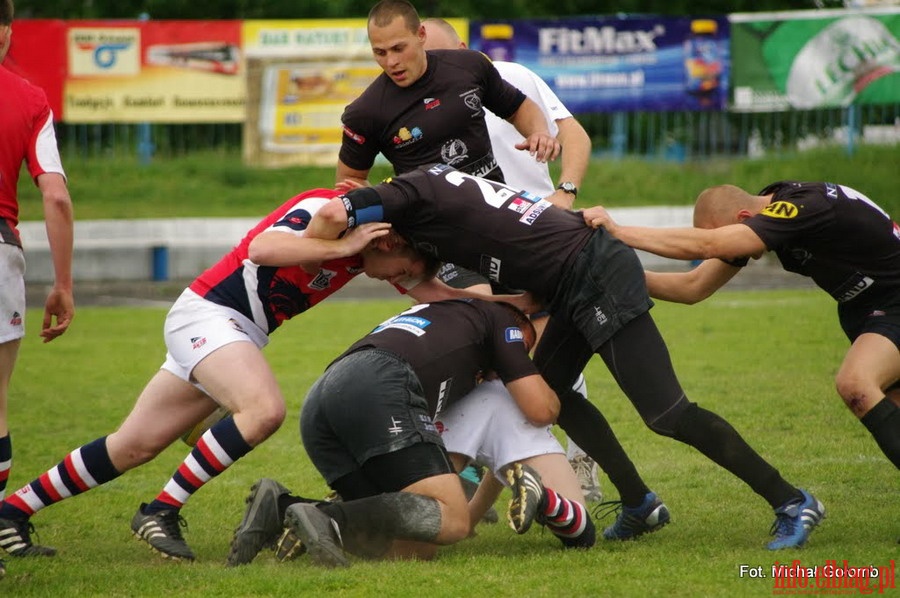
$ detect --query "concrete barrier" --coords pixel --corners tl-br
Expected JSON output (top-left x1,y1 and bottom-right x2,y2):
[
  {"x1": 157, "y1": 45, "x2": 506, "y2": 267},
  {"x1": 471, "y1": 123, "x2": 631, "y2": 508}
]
[{"x1": 17, "y1": 207, "x2": 695, "y2": 284}]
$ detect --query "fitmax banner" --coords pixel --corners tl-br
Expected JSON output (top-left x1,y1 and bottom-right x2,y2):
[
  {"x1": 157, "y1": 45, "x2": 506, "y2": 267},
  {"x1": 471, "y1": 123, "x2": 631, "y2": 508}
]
[
  {"x1": 730, "y1": 8, "x2": 900, "y2": 112},
  {"x1": 469, "y1": 15, "x2": 731, "y2": 112}
]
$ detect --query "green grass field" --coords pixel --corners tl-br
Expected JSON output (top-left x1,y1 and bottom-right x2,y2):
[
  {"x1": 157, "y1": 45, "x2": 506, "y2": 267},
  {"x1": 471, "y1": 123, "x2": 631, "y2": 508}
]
[{"x1": 3, "y1": 290, "x2": 897, "y2": 597}]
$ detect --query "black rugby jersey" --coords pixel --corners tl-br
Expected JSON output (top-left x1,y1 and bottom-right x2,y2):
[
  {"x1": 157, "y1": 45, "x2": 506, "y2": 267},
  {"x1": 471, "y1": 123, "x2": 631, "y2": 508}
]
[
  {"x1": 338, "y1": 299, "x2": 537, "y2": 416},
  {"x1": 349, "y1": 164, "x2": 594, "y2": 304},
  {"x1": 339, "y1": 49, "x2": 525, "y2": 182},
  {"x1": 744, "y1": 181, "x2": 900, "y2": 305}
]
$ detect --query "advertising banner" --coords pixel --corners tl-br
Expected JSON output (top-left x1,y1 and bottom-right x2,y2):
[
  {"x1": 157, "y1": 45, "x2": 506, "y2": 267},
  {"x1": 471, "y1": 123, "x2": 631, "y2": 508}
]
[
  {"x1": 730, "y1": 8, "x2": 900, "y2": 111},
  {"x1": 469, "y1": 16, "x2": 730, "y2": 113},
  {"x1": 242, "y1": 19, "x2": 378, "y2": 165},
  {"x1": 63, "y1": 20, "x2": 245, "y2": 123},
  {"x1": 5, "y1": 20, "x2": 67, "y2": 119},
  {"x1": 242, "y1": 19, "x2": 467, "y2": 167}
]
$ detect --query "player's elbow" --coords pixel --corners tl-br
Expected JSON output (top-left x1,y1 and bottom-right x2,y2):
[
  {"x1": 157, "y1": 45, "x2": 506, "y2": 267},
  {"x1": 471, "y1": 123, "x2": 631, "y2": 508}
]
[{"x1": 525, "y1": 391, "x2": 560, "y2": 426}]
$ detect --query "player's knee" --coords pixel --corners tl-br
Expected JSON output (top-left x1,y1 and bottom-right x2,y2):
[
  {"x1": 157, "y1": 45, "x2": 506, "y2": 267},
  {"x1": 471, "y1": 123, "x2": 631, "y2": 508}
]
[
  {"x1": 644, "y1": 398, "x2": 693, "y2": 437},
  {"x1": 237, "y1": 399, "x2": 286, "y2": 443},
  {"x1": 438, "y1": 508, "x2": 471, "y2": 544}
]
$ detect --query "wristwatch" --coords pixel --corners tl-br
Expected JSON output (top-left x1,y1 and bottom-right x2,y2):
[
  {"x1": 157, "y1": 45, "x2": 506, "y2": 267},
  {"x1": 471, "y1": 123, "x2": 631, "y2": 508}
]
[{"x1": 557, "y1": 182, "x2": 578, "y2": 197}]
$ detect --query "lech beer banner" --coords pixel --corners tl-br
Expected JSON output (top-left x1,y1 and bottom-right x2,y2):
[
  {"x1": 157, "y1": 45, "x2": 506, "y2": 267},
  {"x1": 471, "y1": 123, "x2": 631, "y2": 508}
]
[
  {"x1": 730, "y1": 8, "x2": 900, "y2": 112},
  {"x1": 469, "y1": 15, "x2": 731, "y2": 112}
]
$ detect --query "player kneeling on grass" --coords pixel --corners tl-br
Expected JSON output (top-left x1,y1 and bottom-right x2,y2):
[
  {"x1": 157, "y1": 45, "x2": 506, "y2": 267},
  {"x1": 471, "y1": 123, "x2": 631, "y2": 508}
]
[
  {"x1": 227, "y1": 299, "x2": 562, "y2": 567},
  {"x1": 0, "y1": 187, "x2": 464, "y2": 563}
]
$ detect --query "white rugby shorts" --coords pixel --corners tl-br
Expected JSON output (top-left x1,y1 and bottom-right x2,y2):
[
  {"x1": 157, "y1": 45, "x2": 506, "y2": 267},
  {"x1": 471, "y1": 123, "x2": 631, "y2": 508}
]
[
  {"x1": 435, "y1": 378, "x2": 564, "y2": 481},
  {"x1": 0, "y1": 244, "x2": 26, "y2": 343},
  {"x1": 161, "y1": 288, "x2": 268, "y2": 383}
]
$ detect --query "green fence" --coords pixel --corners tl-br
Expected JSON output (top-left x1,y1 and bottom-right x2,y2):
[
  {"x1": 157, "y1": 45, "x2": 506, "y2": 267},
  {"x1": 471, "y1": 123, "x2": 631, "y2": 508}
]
[{"x1": 57, "y1": 103, "x2": 899, "y2": 163}]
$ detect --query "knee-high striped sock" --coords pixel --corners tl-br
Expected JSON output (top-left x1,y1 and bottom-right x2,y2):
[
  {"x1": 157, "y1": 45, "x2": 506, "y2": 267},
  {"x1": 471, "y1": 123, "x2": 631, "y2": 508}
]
[
  {"x1": 541, "y1": 488, "x2": 596, "y2": 548},
  {"x1": 0, "y1": 434, "x2": 11, "y2": 500},
  {"x1": 144, "y1": 416, "x2": 251, "y2": 513},
  {"x1": 0, "y1": 437, "x2": 120, "y2": 520}
]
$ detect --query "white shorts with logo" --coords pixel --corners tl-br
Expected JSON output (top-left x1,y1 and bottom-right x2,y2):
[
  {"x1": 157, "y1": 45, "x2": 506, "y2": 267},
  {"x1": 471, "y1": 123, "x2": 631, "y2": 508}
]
[
  {"x1": 435, "y1": 378, "x2": 564, "y2": 481},
  {"x1": 161, "y1": 288, "x2": 269, "y2": 384},
  {"x1": 0, "y1": 244, "x2": 26, "y2": 343}
]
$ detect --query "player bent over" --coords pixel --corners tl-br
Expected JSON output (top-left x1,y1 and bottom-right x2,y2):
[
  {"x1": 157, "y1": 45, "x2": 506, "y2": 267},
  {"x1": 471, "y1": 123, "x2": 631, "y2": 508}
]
[
  {"x1": 229, "y1": 299, "x2": 572, "y2": 567},
  {"x1": 0, "y1": 188, "x2": 456, "y2": 562}
]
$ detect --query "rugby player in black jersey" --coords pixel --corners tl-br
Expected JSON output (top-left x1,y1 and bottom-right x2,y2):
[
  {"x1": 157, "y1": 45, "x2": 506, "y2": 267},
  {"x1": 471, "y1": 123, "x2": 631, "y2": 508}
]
[
  {"x1": 586, "y1": 182, "x2": 900, "y2": 477},
  {"x1": 337, "y1": 0, "x2": 559, "y2": 188},
  {"x1": 305, "y1": 163, "x2": 825, "y2": 550}
]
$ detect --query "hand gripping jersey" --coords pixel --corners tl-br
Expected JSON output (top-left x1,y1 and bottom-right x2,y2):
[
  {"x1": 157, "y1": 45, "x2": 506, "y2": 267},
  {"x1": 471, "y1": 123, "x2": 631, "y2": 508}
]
[
  {"x1": 339, "y1": 49, "x2": 526, "y2": 183},
  {"x1": 336, "y1": 299, "x2": 538, "y2": 417},
  {"x1": 343, "y1": 163, "x2": 594, "y2": 304},
  {"x1": 744, "y1": 181, "x2": 900, "y2": 306},
  {"x1": 190, "y1": 189, "x2": 375, "y2": 334}
]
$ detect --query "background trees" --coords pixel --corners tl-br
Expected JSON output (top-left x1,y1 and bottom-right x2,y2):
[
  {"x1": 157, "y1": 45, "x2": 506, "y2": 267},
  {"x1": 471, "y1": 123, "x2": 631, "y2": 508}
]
[{"x1": 13, "y1": 0, "x2": 839, "y2": 20}]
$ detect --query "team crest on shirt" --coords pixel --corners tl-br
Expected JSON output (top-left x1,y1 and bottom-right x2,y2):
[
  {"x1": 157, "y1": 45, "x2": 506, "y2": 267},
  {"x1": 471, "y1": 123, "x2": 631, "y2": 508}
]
[
  {"x1": 460, "y1": 88, "x2": 483, "y2": 115},
  {"x1": 508, "y1": 196, "x2": 537, "y2": 214},
  {"x1": 441, "y1": 139, "x2": 469, "y2": 165},
  {"x1": 393, "y1": 126, "x2": 423, "y2": 147},
  {"x1": 308, "y1": 268, "x2": 337, "y2": 291},
  {"x1": 423, "y1": 97, "x2": 441, "y2": 110}
]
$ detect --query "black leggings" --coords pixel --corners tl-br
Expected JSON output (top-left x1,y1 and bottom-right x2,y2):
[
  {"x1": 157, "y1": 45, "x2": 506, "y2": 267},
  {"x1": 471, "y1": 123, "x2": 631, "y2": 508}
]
[{"x1": 535, "y1": 311, "x2": 688, "y2": 435}]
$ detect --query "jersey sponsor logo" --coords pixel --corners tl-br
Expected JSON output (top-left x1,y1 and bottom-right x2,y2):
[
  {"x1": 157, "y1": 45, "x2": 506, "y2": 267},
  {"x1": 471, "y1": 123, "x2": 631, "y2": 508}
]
[
  {"x1": 893, "y1": 221, "x2": 900, "y2": 242},
  {"x1": 594, "y1": 306, "x2": 608, "y2": 325},
  {"x1": 435, "y1": 377, "x2": 453, "y2": 414},
  {"x1": 519, "y1": 199, "x2": 552, "y2": 225},
  {"x1": 762, "y1": 201, "x2": 800, "y2": 219},
  {"x1": 825, "y1": 182, "x2": 839, "y2": 200},
  {"x1": 834, "y1": 275, "x2": 874, "y2": 303},
  {"x1": 423, "y1": 97, "x2": 441, "y2": 110},
  {"x1": 392, "y1": 126, "x2": 423, "y2": 147},
  {"x1": 427, "y1": 163, "x2": 451, "y2": 176},
  {"x1": 418, "y1": 413, "x2": 438, "y2": 434},
  {"x1": 340, "y1": 196, "x2": 356, "y2": 228},
  {"x1": 505, "y1": 327, "x2": 525, "y2": 343},
  {"x1": 274, "y1": 208, "x2": 312, "y2": 231},
  {"x1": 191, "y1": 336, "x2": 208, "y2": 350},
  {"x1": 480, "y1": 255, "x2": 502, "y2": 282},
  {"x1": 346, "y1": 265, "x2": 364, "y2": 275},
  {"x1": 441, "y1": 139, "x2": 469, "y2": 166},
  {"x1": 507, "y1": 197, "x2": 533, "y2": 214},
  {"x1": 9, "y1": 312, "x2": 22, "y2": 326},
  {"x1": 372, "y1": 315, "x2": 432, "y2": 336},
  {"x1": 308, "y1": 269, "x2": 337, "y2": 291},
  {"x1": 460, "y1": 88, "x2": 483, "y2": 115},
  {"x1": 342, "y1": 125, "x2": 365, "y2": 145}
]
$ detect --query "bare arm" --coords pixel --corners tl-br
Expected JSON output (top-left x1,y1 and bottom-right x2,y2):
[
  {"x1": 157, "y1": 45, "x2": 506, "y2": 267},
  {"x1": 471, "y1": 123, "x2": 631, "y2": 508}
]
[
  {"x1": 247, "y1": 222, "x2": 391, "y2": 267},
  {"x1": 505, "y1": 374, "x2": 559, "y2": 426},
  {"x1": 583, "y1": 206, "x2": 768, "y2": 261},
  {"x1": 304, "y1": 197, "x2": 352, "y2": 241},
  {"x1": 506, "y1": 97, "x2": 561, "y2": 163},
  {"x1": 467, "y1": 471, "x2": 504, "y2": 529},
  {"x1": 544, "y1": 117, "x2": 592, "y2": 209},
  {"x1": 38, "y1": 172, "x2": 74, "y2": 342},
  {"x1": 645, "y1": 259, "x2": 742, "y2": 304},
  {"x1": 335, "y1": 158, "x2": 371, "y2": 188}
]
